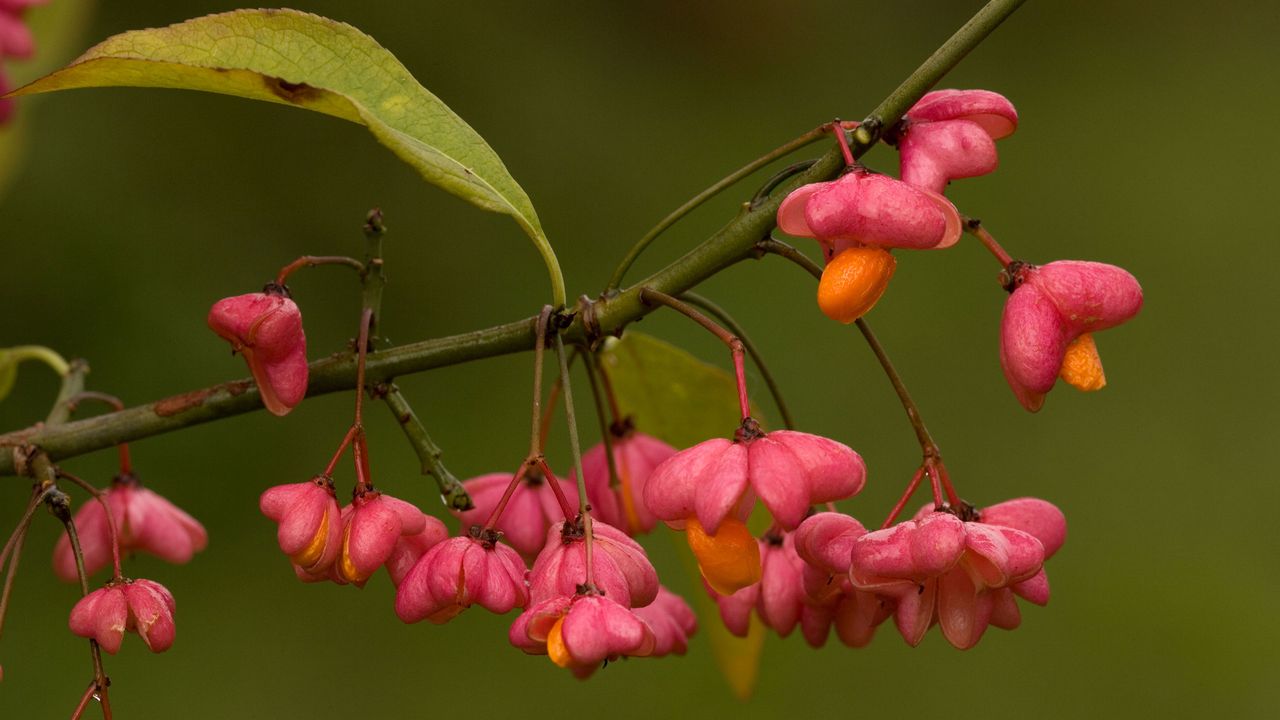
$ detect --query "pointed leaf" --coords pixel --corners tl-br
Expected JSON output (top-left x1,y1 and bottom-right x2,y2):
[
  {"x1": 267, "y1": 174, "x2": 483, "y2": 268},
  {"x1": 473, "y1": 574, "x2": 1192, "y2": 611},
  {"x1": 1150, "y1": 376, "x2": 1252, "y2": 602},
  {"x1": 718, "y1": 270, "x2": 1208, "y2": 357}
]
[
  {"x1": 7, "y1": 9, "x2": 555, "y2": 276},
  {"x1": 599, "y1": 332, "x2": 764, "y2": 450}
]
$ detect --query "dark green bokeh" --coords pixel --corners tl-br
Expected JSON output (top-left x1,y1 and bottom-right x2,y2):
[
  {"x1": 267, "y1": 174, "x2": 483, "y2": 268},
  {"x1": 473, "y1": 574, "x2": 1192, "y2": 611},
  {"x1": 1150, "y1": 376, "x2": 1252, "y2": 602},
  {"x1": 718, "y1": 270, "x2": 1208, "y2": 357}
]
[{"x1": 2, "y1": 1, "x2": 1277, "y2": 717}]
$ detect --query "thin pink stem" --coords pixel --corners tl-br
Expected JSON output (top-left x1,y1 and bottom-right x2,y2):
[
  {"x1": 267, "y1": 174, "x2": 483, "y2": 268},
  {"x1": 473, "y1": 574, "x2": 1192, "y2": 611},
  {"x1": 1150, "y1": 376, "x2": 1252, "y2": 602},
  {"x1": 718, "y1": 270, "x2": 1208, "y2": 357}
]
[
  {"x1": 881, "y1": 465, "x2": 925, "y2": 529},
  {"x1": 536, "y1": 457, "x2": 576, "y2": 521},
  {"x1": 71, "y1": 681, "x2": 96, "y2": 720},
  {"x1": 482, "y1": 463, "x2": 531, "y2": 531},
  {"x1": 275, "y1": 255, "x2": 365, "y2": 286},
  {"x1": 322, "y1": 426, "x2": 359, "y2": 478},
  {"x1": 832, "y1": 123, "x2": 856, "y2": 166},
  {"x1": 963, "y1": 218, "x2": 1014, "y2": 267},
  {"x1": 352, "y1": 430, "x2": 373, "y2": 492},
  {"x1": 98, "y1": 685, "x2": 113, "y2": 720},
  {"x1": 933, "y1": 459, "x2": 961, "y2": 507},
  {"x1": 639, "y1": 287, "x2": 753, "y2": 421},
  {"x1": 69, "y1": 678, "x2": 111, "y2": 720},
  {"x1": 927, "y1": 464, "x2": 943, "y2": 507},
  {"x1": 731, "y1": 344, "x2": 750, "y2": 420}
]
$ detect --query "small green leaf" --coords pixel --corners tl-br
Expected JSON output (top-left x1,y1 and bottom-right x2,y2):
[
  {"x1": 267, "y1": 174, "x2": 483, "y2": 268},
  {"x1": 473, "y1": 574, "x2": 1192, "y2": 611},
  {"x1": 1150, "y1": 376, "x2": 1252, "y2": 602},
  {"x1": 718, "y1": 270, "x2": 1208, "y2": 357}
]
[
  {"x1": 599, "y1": 331, "x2": 763, "y2": 449},
  {"x1": 8, "y1": 9, "x2": 561, "y2": 300},
  {"x1": 0, "y1": 351, "x2": 18, "y2": 402}
]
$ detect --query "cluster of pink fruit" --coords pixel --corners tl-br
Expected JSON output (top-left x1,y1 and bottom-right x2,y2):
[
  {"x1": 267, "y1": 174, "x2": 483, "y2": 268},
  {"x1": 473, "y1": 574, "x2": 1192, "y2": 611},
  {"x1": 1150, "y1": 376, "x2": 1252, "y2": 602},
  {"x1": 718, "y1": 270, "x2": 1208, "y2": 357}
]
[
  {"x1": 61, "y1": 472, "x2": 206, "y2": 655},
  {"x1": 780, "y1": 90, "x2": 1143, "y2": 412},
  {"x1": 55, "y1": 88, "x2": 1144, "y2": 681}
]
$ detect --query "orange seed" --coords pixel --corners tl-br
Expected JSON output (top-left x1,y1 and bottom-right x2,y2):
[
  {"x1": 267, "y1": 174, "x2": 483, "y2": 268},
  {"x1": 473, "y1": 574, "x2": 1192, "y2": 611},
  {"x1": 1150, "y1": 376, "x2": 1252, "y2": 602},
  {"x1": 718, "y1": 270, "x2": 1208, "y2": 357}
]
[
  {"x1": 1059, "y1": 333, "x2": 1107, "y2": 392},
  {"x1": 685, "y1": 517, "x2": 761, "y2": 595},
  {"x1": 817, "y1": 247, "x2": 897, "y2": 323},
  {"x1": 546, "y1": 616, "x2": 573, "y2": 668}
]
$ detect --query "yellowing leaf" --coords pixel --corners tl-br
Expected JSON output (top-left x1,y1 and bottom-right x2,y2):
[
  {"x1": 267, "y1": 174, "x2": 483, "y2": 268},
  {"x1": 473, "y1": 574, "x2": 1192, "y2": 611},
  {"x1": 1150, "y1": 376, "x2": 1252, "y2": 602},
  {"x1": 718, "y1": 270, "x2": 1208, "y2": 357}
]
[
  {"x1": 599, "y1": 331, "x2": 763, "y2": 449},
  {"x1": 611, "y1": 331, "x2": 768, "y2": 696},
  {"x1": 7, "y1": 9, "x2": 562, "y2": 300},
  {"x1": 0, "y1": 347, "x2": 70, "y2": 402},
  {"x1": 673, "y1": 532, "x2": 764, "y2": 700}
]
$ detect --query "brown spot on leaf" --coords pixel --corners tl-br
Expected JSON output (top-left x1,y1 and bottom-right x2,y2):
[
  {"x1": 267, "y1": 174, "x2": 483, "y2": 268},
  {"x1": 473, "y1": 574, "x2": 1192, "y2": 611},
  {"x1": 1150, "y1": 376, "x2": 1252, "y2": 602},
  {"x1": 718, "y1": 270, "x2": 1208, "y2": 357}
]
[{"x1": 264, "y1": 76, "x2": 321, "y2": 104}]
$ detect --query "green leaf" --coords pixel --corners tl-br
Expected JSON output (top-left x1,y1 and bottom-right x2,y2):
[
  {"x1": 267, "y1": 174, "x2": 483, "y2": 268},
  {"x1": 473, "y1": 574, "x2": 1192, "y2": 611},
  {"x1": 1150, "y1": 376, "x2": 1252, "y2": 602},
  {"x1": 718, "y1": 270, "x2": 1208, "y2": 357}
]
[
  {"x1": 673, "y1": 533, "x2": 765, "y2": 700},
  {"x1": 598, "y1": 331, "x2": 763, "y2": 449},
  {"x1": 0, "y1": 351, "x2": 18, "y2": 402},
  {"x1": 7, "y1": 8, "x2": 561, "y2": 300}
]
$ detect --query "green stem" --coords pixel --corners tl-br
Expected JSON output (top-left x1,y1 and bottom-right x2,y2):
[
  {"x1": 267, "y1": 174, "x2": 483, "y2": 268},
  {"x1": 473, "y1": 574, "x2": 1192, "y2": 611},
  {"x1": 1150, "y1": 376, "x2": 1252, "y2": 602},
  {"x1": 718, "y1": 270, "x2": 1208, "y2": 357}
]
[
  {"x1": 853, "y1": 319, "x2": 940, "y2": 458},
  {"x1": 755, "y1": 236, "x2": 822, "y2": 278},
  {"x1": 850, "y1": 0, "x2": 1030, "y2": 149},
  {"x1": 0, "y1": 0, "x2": 1027, "y2": 475},
  {"x1": 554, "y1": 332, "x2": 588, "y2": 514},
  {"x1": 379, "y1": 383, "x2": 472, "y2": 511},
  {"x1": 679, "y1": 291, "x2": 795, "y2": 430},
  {"x1": 361, "y1": 209, "x2": 389, "y2": 339},
  {"x1": 605, "y1": 124, "x2": 833, "y2": 295},
  {"x1": 553, "y1": 330, "x2": 596, "y2": 589},
  {"x1": 518, "y1": 217, "x2": 567, "y2": 310},
  {"x1": 758, "y1": 238, "x2": 940, "y2": 457},
  {"x1": 528, "y1": 307, "x2": 554, "y2": 459},
  {"x1": 581, "y1": 351, "x2": 621, "y2": 489},
  {"x1": 44, "y1": 359, "x2": 89, "y2": 426},
  {"x1": 749, "y1": 159, "x2": 820, "y2": 209}
]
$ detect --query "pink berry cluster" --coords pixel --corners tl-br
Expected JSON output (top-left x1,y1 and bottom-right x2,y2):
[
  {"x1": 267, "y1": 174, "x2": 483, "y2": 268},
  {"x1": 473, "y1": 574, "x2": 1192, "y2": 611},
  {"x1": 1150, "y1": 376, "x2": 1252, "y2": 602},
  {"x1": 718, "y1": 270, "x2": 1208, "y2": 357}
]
[
  {"x1": 245, "y1": 419, "x2": 700, "y2": 676},
  {"x1": 0, "y1": 1, "x2": 1153, "y2": 706},
  {"x1": 12, "y1": 87, "x2": 1144, "y2": 703},
  {"x1": 0, "y1": 0, "x2": 44, "y2": 124},
  {"x1": 778, "y1": 90, "x2": 1142, "y2": 411},
  {"x1": 54, "y1": 274, "x2": 315, "y2": 664},
  {"x1": 60, "y1": 470, "x2": 206, "y2": 655},
  {"x1": 190, "y1": 101, "x2": 1143, "y2": 674},
  {"x1": 793, "y1": 499, "x2": 1066, "y2": 649}
]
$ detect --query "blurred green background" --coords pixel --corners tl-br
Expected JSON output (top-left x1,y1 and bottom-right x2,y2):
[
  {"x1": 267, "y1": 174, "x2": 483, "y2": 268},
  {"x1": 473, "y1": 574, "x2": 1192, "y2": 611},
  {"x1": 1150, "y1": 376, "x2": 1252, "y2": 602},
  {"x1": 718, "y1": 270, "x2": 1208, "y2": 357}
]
[{"x1": 2, "y1": 0, "x2": 1277, "y2": 717}]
